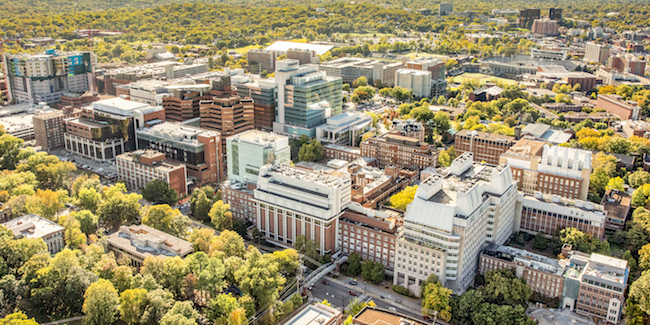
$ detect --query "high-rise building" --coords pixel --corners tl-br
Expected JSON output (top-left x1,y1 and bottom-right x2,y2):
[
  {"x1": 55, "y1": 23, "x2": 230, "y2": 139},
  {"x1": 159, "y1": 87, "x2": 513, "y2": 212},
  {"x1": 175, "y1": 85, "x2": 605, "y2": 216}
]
[
  {"x1": 549, "y1": 8, "x2": 563, "y2": 20},
  {"x1": 517, "y1": 8, "x2": 541, "y2": 27},
  {"x1": 116, "y1": 149, "x2": 188, "y2": 196},
  {"x1": 247, "y1": 49, "x2": 277, "y2": 73},
  {"x1": 455, "y1": 129, "x2": 516, "y2": 166},
  {"x1": 273, "y1": 60, "x2": 343, "y2": 137},
  {"x1": 287, "y1": 49, "x2": 319, "y2": 65},
  {"x1": 499, "y1": 139, "x2": 592, "y2": 200},
  {"x1": 584, "y1": 43, "x2": 610, "y2": 65},
  {"x1": 163, "y1": 77, "x2": 234, "y2": 122},
  {"x1": 136, "y1": 122, "x2": 223, "y2": 186},
  {"x1": 231, "y1": 75, "x2": 277, "y2": 131},
  {"x1": 360, "y1": 133, "x2": 439, "y2": 169},
  {"x1": 439, "y1": 2, "x2": 454, "y2": 16},
  {"x1": 226, "y1": 130, "x2": 290, "y2": 184},
  {"x1": 199, "y1": 95, "x2": 254, "y2": 153},
  {"x1": 531, "y1": 18, "x2": 559, "y2": 36},
  {"x1": 33, "y1": 107, "x2": 82, "y2": 150},
  {"x1": 253, "y1": 164, "x2": 352, "y2": 254},
  {"x1": 562, "y1": 251, "x2": 628, "y2": 324},
  {"x1": 64, "y1": 98, "x2": 165, "y2": 161},
  {"x1": 2, "y1": 50, "x2": 95, "y2": 104},
  {"x1": 394, "y1": 69, "x2": 432, "y2": 98},
  {"x1": 393, "y1": 153, "x2": 518, "y2": 294}
]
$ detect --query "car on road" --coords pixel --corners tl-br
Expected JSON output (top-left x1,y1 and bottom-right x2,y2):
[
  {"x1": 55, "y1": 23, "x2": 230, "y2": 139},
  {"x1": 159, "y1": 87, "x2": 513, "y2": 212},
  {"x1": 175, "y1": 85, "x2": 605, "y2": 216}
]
[
  {"x1": 321, "y1": 280, "x2": 328, "y2": 285},
  {"x1": 423, "y1": 316, "x2": 430, "y2": 321},
  {"x1": 388, "y1": 307, "x2": 396, "y2": 311},
  {"x1": 380, "y1": 295, "x2": 386, "y2": 299},
  {"x1": 349, "y1": 281, "x2": 357, "y2": 285},
  {"x1": 395, "y1": 299, "x2": 401, "y2": 304},
  {"x1": 348, "y1": 291, "x2": 356, "y2": 296}
]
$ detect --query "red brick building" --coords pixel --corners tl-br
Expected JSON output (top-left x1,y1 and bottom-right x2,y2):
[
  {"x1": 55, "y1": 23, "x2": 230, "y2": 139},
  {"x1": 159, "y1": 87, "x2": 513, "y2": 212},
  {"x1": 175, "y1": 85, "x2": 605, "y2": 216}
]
[
  {"x1": 597, "y1": 94, "x2": 641, "y2": 120},
  {"x1": 323, "y1": 143, "x2": 363, "y2": 162},
  {"x1": 221, "y1": 180, "x2": 257, "y2": 223},
  {"x1": 360, "y1": 133, "x2": 438, "y2": 169},
  {"x1": 33, "y1": 108, "x2": 82, "y2": 150},
  {"x1": 116, "y1": 149, "x2": 188, "y2": 196},
  {"x1": 199, "y1": 95, "x2": 254, "y2": 153}
]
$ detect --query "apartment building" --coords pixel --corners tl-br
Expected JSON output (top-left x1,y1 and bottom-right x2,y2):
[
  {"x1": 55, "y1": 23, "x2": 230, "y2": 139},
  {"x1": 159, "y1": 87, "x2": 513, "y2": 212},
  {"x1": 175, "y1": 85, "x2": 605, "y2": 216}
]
[
  {"x1": 455, "y1": 129, "x2": 516, "y2": 166},
  {"x1": 479, "y1": 243, "x2": 567, "y2": 298},
  {"x1": 2, "y1": 50, "x2": 95, "y2": 104},
  {"x1": 338, "y1": 204, "x2": 399, "y2": 270},
  {"x1": 136, "y1": 122, "x2": 223, "y2": 186},
  {"x1": 221, "y1": 180, "x2": 257, "y2": 222},
  {"x1": 107, "y1": 224, "x2": 193, "y2": 268},
  {"x1": 116, "y1": 150, "x2": 188, "y2": 196},
  {"x1": 531, "y1": 18, "x2": 559, "y2": 36},
  {"x1": 33, "y1": 107, "x2": 82, "y2": 150},
  {"x1": 273, "y1": 60, "x2": 343, "y2": 138},
  {"x1": 562, "y1": 251, "x2": 629, "y2": 324},
  {"x1": 516, "y1": 192, "x2": 607, "y2": 240},
  {"x1": 597, "y1": 94, "x2": 641, "y2": 120},
  {"x1": 247, "y1": 49, "x2": 277, "y2": 73},
  {"x1": 64, "y1": 98, "x2": 165, "y2": 161},
  {"x1": 163, "y1": 77, "x2": 234, "y2": 122},
  {"x1": 584, "y1": 42, "x2": 610, "y2": 65},
  {"x1": 316, "y1": 111, "x2": 373, "y2": 146},
  {"x1": 360, "y1": 133, "x2": 439, "y2": 169},
  {"x1": 323, "y1": 144, "x2": 362, "y2": 162},
  {"x1": 226, "y1": 130, "x2": 290, "y2": 184},
  {"x1": 253, "y1": 164, "x2": 352, "y2": 254},
  {"x1": 499, "y1": 139, "x2": 592, "y2": 200},
  {"x1": 405, "y1": 57, "x2": 445, "y2": 80},
  {"x1": 394, "y1": 153, "x2": 518, "y2": 294},
  {"x1": 609, "y1": 55, "x2": 647, "y2": 76},
  {"x1": 232, "y1": 75, "x2": 276, "y2": 130},
  {"x1": 199, "y1": 95, "x2": 254, "y2": 153},
  {"x1": 395, "y1": 69, "x2": 432, "y2": 98},
  {"x1": 517, "y1": 8, "x2": 541, "y2": 27},
  {"x1": 287, "y1": 49, "x2": 319, "y2": 65},
  {"x1": 392, "y1": 119, "x2": 424, "y2": 142},
  {"x1": 3, "y1": 214, "x2": 65, "y2": 255}
]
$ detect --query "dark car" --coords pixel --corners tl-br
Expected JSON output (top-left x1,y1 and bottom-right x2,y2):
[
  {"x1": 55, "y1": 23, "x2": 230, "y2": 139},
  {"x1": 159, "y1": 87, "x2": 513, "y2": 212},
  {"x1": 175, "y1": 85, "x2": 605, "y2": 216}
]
[
  {"x1": 349, "y1": 281, "x2": 358, "y2": 285},
  {"x1": 321, "y1": 280, "x2": 328, "y2": 285},
  {"x1": 348, "y1": 291, "x2": 357, "y2": 296},
  {"x1": 423, "y1": 315, "x2": 430, "y2": 321}
]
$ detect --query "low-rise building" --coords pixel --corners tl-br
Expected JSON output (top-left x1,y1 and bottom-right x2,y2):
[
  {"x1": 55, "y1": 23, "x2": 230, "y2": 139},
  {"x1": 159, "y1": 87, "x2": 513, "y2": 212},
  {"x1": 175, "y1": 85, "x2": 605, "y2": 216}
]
[
  {"x1": 221, "y1": 180, "x2": 257, "y2": 223},
  {"x1": 519, "y1": 123, "x2": 573, "y2": 145},
  {"x1": 3, "y1": 214, "x2": 64, "y2": 255},
  {"x1": 338, "y1": 204, "x2": 400, "y2": 270},
  {"x1": 116, "y1": 150, "x2": 188, "y2": 196},
  {"x1": 107, "y1": 224, "x2": 193, "y2": 268},
  {"x1": 562, "y1": 250, "x2": 628, "y2": 324},
  {"x1": 516, "y1": 192, "x2": 607, "y2": 240},
  {"x1": 455, "y1": 129, "x2": 516, "y2": 166},
  {"x1": 349, "y1": 164, "x2": 417, "y2": 209},
  {"x1": 479, "y1": 243, "x2": 568, "y2": 298},
  {"x1": 323, "y1": 144, "x2": 363, "y2": 162},
  {"x1": 361, "y1": 133, "x2": 439, "y2": 169},
  {"x1": 392, "y1": 119, "x2": 424, "y2": 142},
  {"x1": 469, "y1": 86, "x2": 502, "y2": 102},
  {"x1": 284, "y1": 303, "x2": 341, "y2": 325},
  {"x1": 316, "y1": 112, "x2": 373, "y2": 146},
  {"x1": 320, "y1": 57, "x2": 404, "y2": 87},
  {"x1": 597, "y1": 94, "x2": 641, "y2": 120},
  {"x1": 601, "y1": 189, "x2": 632, "y2": 232},
  {"x1": 352, "y1": 306, "x2": 427, "y2": 325}
]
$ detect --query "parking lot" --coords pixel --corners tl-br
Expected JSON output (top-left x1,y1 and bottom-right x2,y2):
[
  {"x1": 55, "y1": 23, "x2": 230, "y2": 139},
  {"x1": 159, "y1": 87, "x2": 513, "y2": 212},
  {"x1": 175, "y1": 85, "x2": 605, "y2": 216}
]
[
  {"x1": 527, "y1": 307, "x2": 596, "y2": 325},
  {"x1": 50, "y1": 149, "x2": 118, "y2": 181}
]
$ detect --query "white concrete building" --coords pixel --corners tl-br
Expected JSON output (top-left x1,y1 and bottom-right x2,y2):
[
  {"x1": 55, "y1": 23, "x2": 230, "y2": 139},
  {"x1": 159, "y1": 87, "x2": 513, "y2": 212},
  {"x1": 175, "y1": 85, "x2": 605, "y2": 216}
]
[
  {"x1": 253, "y1": 164, "x2": 352, "y2": 254},
  {"x1": 584, "y1": 42, "x2": 610, "y2": 64},
  {"x1": 315, "y1": 111, "x2": 373, "y2": 146},
  {"x1": 226, "y1": 130, "x2": 290, "y2": 184},
  {"x1": 3, "y1": 214, "x2": 65, "y2": 255},
  {"x1": 394, "y1": 152, "x2": 518, "y2": 294},
  {"x1": 395, "y1": 69, "x2": 432, "y2": 98}
]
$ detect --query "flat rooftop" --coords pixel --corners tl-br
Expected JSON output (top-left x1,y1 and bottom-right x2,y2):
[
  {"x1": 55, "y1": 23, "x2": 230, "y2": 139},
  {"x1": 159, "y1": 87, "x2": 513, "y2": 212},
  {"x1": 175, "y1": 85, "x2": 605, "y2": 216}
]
[
  {"x1": 107, "y1": 224, "x2": 193, "y2": 259},
  {"x1": 523, "y1": 192, "x2": 606, "y2": 214},
  {"x1": 230, "y1": 130, "x2": 287, "y2": 144},
  {"x1": 117, "y1": 150, "x2": 185, "y2": 172},
  {"x1": 3, "y1": 214, "x2": 64, "y2": 239},
  {"x1": 324, "y1": 143, "x2": 361, "y2": 155},
  {"x1": 264, "y1": 41, "x2": 334, "y2": 55},
  {"x1": 601, "y1": 190, "x2": 632, "y2": 221},
  {"x1": 354, "y1": 307, "x2": 427, "y2": 325},
  {"x1": 137, "y1": 121, "x2": 219, "y2": 142},
  {"x1": 284, "y1": 303, "x2": 340, "y2": 325},
  {"x1": 266, "y1": 164, "x2": 350, "y2": 190},
  {"x1": 483, "y1": 243, "x2": 567, "y2": 276},
  {"x1": 503, "y1": 137, "x2": 546, "y2": 159}
]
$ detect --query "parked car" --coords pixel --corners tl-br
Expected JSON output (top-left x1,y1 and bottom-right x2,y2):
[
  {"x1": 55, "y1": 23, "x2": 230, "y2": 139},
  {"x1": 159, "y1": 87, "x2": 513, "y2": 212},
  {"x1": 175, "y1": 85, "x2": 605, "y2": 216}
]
[
  {"x1": 423, "y1": 315, "x2": 430, "y2": 321},
  {"x1": 321, "y1": 280, "x2": 328, "y2": 285},
  {"x1": 349, "y1": 281, "x2": 358, "y2": 285},
  {"x1": 348, "y1": 291, "x2": 356, "y2": 296}
]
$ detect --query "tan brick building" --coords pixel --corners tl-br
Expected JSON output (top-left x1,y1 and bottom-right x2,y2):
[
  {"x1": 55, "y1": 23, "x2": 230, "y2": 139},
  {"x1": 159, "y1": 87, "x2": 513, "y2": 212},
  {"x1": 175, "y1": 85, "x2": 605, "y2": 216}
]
[
  {"x1": 360, "y1": 133, "x2": 438, "y2": 169},
  {"x1": 455, "y1": 129, "x2": 516, "y2": 165},
  {"x1": 116, "y1": 150, "x2": 188, "y2": 196},
  {"x1": 33, "y1": 108, "x2": 81, "y2": 150},
  {"x1": 199, "y1": 95, "x2": 254, "y2": 154}
]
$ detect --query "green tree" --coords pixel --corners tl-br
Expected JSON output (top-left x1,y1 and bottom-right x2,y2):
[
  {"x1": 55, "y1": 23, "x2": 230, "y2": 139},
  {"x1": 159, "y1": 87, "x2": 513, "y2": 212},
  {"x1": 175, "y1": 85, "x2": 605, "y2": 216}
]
[
  {"x1": 294, "y1": 235, "x2": 318, "y2": 260},
  {"x1": 533, "y1": 233, "x2": 548, "y2": 250},
  {"x1": 141, "y1": 289, "x2": 175, "y2": 325},
  {"x1": 421, "y1": 281, "x2": 452, "y2": 322},
  {"x1": 361, "y1": 260, "x2": 385, "y2": 283},
  {"x1": 347, "y1": 252, "x2": 362, "y2": 276},
  {"x1": 75, "y1": 187, "x2": 102, "y2": 213},
  {"x1": 209, "y1": 201, "x2": 233, "y2": 231},
  {"x1": 97, "y1": 185, "x2": 142, "y2": 230},
  {"x1": 345, "y1": 298, "x2": 376, "y2": 317},
  {"x1": 235, "y1": 247, "x2": 286, "y2": 307},
  {"x1": 160, "y1": 301, "x2": 199, "y2": 325},
  {"x1": 438, "y1": 151, "x2": 451, "y2": 167},
  {"x1": 0, "y1": 312, "x2": 39, "y2": 325},
  {"x1": 352, "y1": 76, "x2": 368, "y2": 88},
  {"x1": 142, "y1": 179, "x2": 179, "y2": 205},
  {"x1": 298, "y1": 139, "x2": 325, "y2": 162},
  {"x1": 630, "y1": 170, "x2": 650, "y2": 189},
  {"x1": 210, "y1": 230, "x2": 246, "y2": 259},
  {"x1": 207, "y1": 293, "x2": 239, "y2": 324},
  {"x1": 433, "y1": 111, "x2": 451, "y2": 134},
  {"x1": 142, "y1": 204, "x2": 191, "y2": 238},
  {"x1": 120, "y1": 288, "x2": 149, "y2": 325},
  {"x1": 83, "y1": 279, "x2": 120, "y2": 325},
  {"x1": 75, "y1": 210, "x2": 99, "y2": 235},
  {"x1": 639, "y1": 244, "x2": 650, "y2": 270},
  {"x1": 630, "y1": 271, "x2": 650, "y2": 315}
]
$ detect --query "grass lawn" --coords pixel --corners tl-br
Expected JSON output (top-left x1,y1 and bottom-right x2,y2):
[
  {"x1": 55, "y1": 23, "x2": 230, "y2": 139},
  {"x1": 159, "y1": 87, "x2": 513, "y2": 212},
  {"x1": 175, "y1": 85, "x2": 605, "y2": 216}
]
[{"x1": 451, "y1": 73, "x2": 518, "y2": 85}]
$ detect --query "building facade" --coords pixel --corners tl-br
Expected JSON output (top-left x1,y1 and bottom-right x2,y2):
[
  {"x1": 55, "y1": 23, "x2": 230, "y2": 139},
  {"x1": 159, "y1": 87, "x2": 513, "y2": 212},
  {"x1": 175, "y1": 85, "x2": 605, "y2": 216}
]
[
  {"x1": 455, "y1": 129, "x2": 516, "y2": 166},
  {"x1": 323, "y1": 144, "x2": 363, "y2": 162},
  {"x1": 253, "y1": 165, "x2": 352, "y2": 255},
  {"x1": 392, "y1": 119, "x2": 424, "y2": 142},
  {"x1": 226, "y1": 130, "x2": 290, "y2": 184},
  {"x1": 315, "y1": 112, "x2": 373, "y2": 147},
  {"x1": 531, "y1": 18, "x2": 559, "y2": 36},
  {"x1": 33, "y1": 108, "x2": 81, "y2": 150},
  {"x1": 394, "y1": 153, "x2": 518, "y2": 294},
  {"x1": 597, "y1": 94, "x2": 640, "y2": 120},
  {"x1": 247, "y1": 49, "x2": 277, "y2": 73},
  {"x1": 584, "y1": 43, "x2": 610, "y2": 65},
  {"x1": 116, "y1": 149, "x2": 188, "y2": 196},
  {"x1": 232, "y1": 76, "x2": 276, "y2": 130},
  {"x1": 3, "y1": 214, "x2": 65, "y2": 255},
  {"x1": 199, "y1": 95, "x2": 255, "y2": 149},
  {"x1": 395, "y1": 69, "x2": 432, "y2": 98},
  {"x1": 360, "y1": 133, "x2": 439, "y2": 169}
]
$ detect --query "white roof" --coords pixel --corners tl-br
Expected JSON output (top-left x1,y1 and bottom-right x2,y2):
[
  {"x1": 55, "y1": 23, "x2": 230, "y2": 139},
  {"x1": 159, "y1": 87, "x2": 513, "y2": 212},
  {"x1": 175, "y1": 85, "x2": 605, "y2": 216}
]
[
  {"x1": 265, "y1": 41, "x2": 334, "y2": 55},
  {"x1": 3, "y1": 214, "x2": 64, "y2": 239}
]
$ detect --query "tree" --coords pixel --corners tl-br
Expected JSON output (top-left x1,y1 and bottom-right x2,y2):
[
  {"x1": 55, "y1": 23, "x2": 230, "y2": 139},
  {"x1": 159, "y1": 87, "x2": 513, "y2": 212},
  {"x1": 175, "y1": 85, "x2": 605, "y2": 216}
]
[
  {"x1": 0, "y1": 312, "x2": 39, "y2": 325},
  {"x1": 97, "y1": 185, "x2": 142, "y2": 230},
  {"x1": 272, "y1": 249, "x2": 300, "y2": 277},
  {"x1": 630, "y1": 170, "x2": 650, "y2": 189},
  {"x1": 361, "y1": 260, "x2": 385, "y2": 283},
  {"x1": 533, "y1": 233, "x2": 548, "y2": 250},
  {"x1": 209, "y1": 201, "x2": 233, "y2": 231},
  {"x1": 438, "y1": 151, "x2": 451, "y2": 167},
  {"x1": 210, "y1": 230, "x2": 246, "y2": 259},
  {"x1": 294, "y1": 235, "x2": 318, "y2": 260},
  {"x1": 607, "y1": 177, "x2": 625, "y2": 191},
  {"x1": 421, "y1": 281, "x2": 452, "y2": 322},
  {"x1": 298, "y1": 139, "x2": 325, "y2": 162},
  {"x1": 160, "y1": 301, "x2": 199, "y2": 325},
  {"x1": 141, "y1": 289, "x2": 175, "y2": 325},
  {"x1": 142, "y1": 179, "x2": 179, "y2": 205},
  {"x1": 433, "y1": 111, "x2": 451, "y2": 135},
  {"x1": 75, "y1": 187, "x2": 102, "y2": 213},
  {"x1": 83, "y1": 279, "x2": 120, "y2": 325},
  {"x1": 235, "y1": 247, "x2": 286, "y2": 307},
  {"x1": 352, "y1": 76, "x2": 368, "y2": 88},
  {"x1": 388, "y1": 186, "x2": 418, "y2": 210},
  {"x1": 120, "y1": 288, "x2": 149, "y2": 325},
  {"x1": 208, "y1": 293, "x2": 239, "y2": 324},
  {"x1": 347, "y1": 252, "x2": 362, "y2": 276},
  {"x1": 482, "y1": 270, "x2": 532, "y2": 306},
  {"x1": 345, "y1": 298, "x2": 376, "y2": 317},
  {"x1": 559, "y1": 228, "x2": 600, "y2": 253},
  {"x1": 630, "y1": 271, "x2": 650, "y2": 315},
  {"x1": 189, "y1": 228, "x2": 215, "y2": 253},
  {"x1": 76, "y1": 210, "x2": 99, "y2": 235},
  {"x1": 639, "y1": 244, "x2": 650, "y2": 270},
  {"x1": 142, "y1": 204, "x2": 191, "y2": 238}
]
